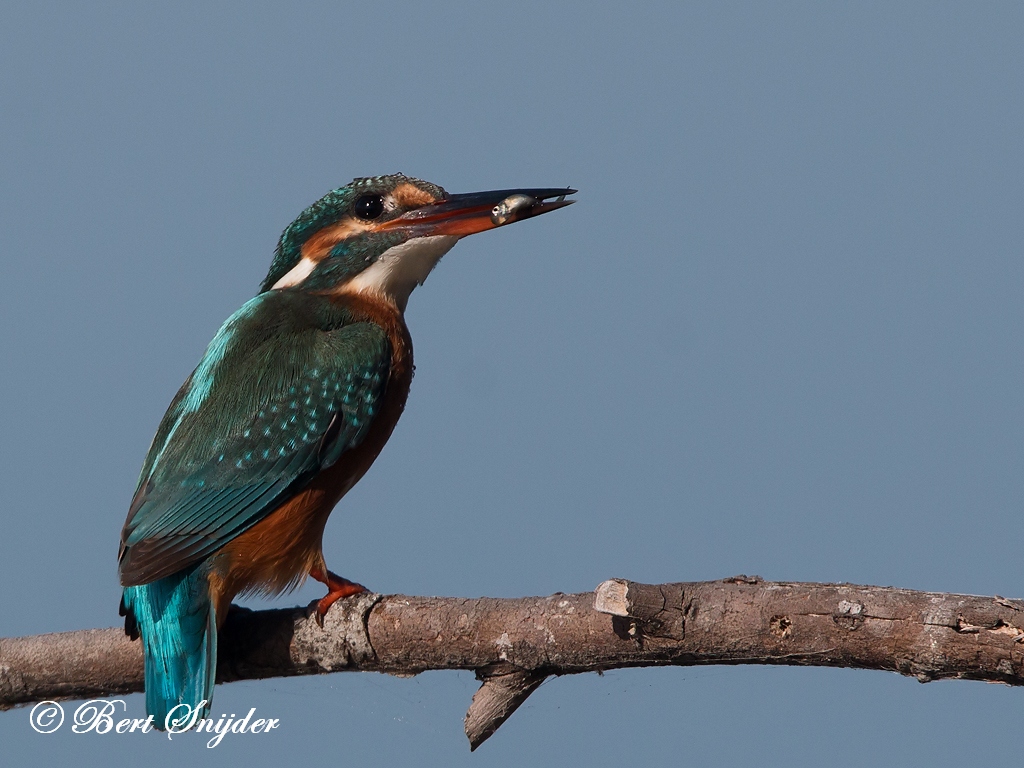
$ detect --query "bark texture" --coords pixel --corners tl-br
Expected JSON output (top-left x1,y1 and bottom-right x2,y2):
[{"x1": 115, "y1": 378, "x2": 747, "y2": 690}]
[{"x1": 2, "y1": 577, "x2": 1023, "y2": 749}]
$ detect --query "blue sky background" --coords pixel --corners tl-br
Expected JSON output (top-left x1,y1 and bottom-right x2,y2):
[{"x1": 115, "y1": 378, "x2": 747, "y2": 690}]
[{"x1": 2, "y1": 1, "x2": 1023, "y2": 765}]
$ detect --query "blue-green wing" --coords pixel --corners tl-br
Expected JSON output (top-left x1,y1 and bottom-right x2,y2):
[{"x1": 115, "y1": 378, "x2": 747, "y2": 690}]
[{"x1": 118, "y1": 292, "x2": 391, "y2": 586}]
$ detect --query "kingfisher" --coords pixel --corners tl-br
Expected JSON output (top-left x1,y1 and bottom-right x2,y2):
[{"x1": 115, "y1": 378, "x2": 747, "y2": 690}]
[{"x1": 117, "y1": 174, "x2": 575, "y2": 727}]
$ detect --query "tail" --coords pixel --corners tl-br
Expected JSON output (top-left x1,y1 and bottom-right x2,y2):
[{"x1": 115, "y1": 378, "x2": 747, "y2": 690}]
[{"x1": 121, "y1": 563, "x2": 216, "y2": 729}]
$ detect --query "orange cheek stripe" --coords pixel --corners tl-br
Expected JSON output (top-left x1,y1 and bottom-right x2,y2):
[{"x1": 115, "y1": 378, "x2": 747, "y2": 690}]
[{"x1": 301, "y1": 219, "x2": 367, "y2": 261}]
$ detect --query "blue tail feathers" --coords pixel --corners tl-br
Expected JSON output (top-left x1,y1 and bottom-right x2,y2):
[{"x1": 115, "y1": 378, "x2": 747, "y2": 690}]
[{"x1": 121, "y1": 563, "x2": 216, "y2": 729}]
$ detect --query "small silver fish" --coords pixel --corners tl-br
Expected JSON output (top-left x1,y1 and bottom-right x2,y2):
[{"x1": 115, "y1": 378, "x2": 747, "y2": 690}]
[{"x1": 491, "y1": 194, "x2": 536, "y2": 226}]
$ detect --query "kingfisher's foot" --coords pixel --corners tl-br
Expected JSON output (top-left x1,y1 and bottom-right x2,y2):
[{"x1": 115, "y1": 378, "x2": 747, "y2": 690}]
[{"x1": 309, "y1": 565, "x2": 368, "y2": 626}]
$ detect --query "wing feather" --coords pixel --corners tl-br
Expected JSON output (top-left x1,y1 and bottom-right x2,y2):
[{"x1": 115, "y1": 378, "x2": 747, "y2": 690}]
[{"x1": 119, "y1": 292, "x2": 391, "y2": 586}]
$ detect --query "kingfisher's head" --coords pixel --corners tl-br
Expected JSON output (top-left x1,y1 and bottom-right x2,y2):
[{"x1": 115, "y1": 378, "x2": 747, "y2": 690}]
[{"x1": 261, "y1": 174, "x2": 575, "y2": 309}]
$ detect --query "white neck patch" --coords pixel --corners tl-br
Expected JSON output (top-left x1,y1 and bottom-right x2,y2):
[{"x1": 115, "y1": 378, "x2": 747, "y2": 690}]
[
  {"x1": 343, "y1": 235, "x2": 459, "y2": 311},
  {"x1": 271, "y1": 256, "x2": 317, "y2": 290}
]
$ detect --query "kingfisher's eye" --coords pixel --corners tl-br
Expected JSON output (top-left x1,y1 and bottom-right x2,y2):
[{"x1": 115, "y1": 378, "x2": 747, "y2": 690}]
[{"x1": 353, "y1": 194, "x2": 385, "y2": 221}]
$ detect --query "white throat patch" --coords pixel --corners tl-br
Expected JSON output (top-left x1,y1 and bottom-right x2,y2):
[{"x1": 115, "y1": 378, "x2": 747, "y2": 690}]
[{"x1": 343, "y1": 235, "x2": 458, "y2": 310}]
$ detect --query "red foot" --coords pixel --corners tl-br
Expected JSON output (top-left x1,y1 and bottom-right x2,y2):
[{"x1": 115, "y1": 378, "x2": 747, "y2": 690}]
[{"x1": 310, "y1": 565, "x2": 368, "y2": 625}]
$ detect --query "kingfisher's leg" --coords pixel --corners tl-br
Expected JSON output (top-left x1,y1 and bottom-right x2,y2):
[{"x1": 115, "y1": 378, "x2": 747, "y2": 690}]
[{"x1": 309, "y1": 564, "x2": 368, "y2": 623}]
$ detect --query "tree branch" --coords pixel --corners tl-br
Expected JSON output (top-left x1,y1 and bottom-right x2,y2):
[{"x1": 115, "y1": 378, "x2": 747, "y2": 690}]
[{"x1": 2, "y1": 577, "x2": 1023, "y2": 749}]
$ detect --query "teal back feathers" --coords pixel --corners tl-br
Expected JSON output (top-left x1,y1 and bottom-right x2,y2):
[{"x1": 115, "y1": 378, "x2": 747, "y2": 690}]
[
  {"x1": 118, "y1": 289, "x2": 393, "y2": 722},
  {"x1": 119, "y1": 290, "x2": 391, "y2": 585}
]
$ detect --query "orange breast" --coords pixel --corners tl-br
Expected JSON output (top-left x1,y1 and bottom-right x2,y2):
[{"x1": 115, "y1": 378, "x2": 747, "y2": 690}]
[{"x1": 208, "y1": 293, "x2": 413, "y2": 624}]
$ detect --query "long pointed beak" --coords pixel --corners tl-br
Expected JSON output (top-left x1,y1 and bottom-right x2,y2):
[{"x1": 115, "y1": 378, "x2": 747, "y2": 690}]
[{"x1": 380, "y1": 187, "x2": 576, "y2": 237}]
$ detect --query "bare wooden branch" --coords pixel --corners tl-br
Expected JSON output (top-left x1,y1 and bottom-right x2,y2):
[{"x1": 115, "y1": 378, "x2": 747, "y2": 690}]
[{"x1": 2, "y1": 577, "x2": 1023, "y2": 749}]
